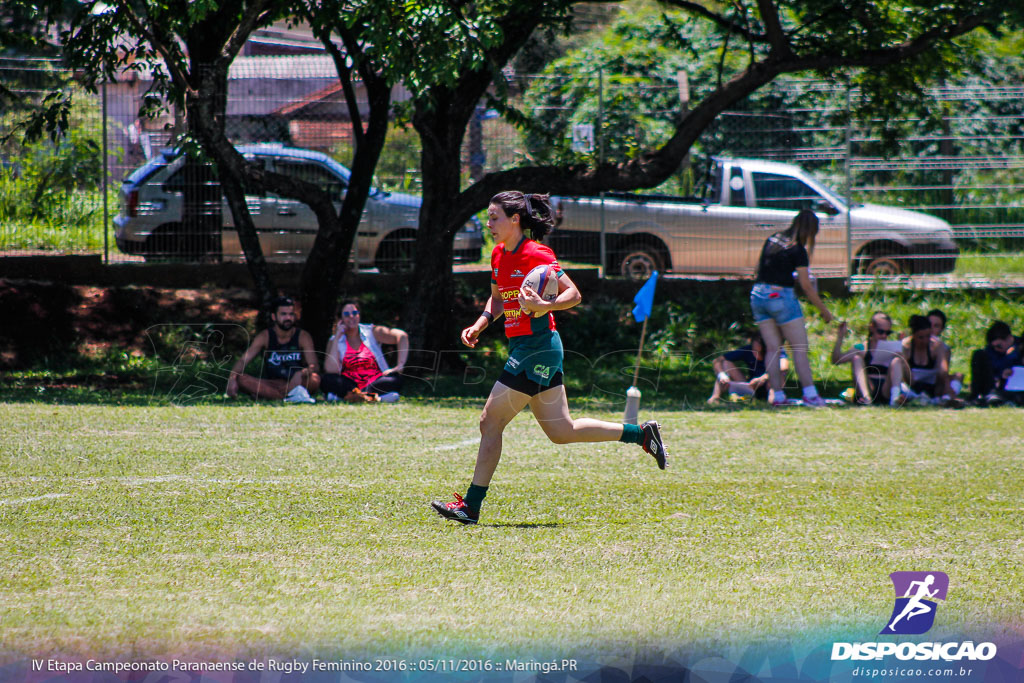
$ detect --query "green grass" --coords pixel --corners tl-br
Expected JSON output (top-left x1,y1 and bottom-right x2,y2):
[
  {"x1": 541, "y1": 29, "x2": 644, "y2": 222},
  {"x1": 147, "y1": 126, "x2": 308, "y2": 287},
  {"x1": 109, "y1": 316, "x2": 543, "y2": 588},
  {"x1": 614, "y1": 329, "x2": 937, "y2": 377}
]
[
  {"x1": 1, "y1": 401, "x2": 1021, "y2": 662},
  {"x1": 0, "y1": 189, "x2": 110, "y2": 252},
  {"x1": 953, "y1": 251, "x2": 1024, "y2": 280}
]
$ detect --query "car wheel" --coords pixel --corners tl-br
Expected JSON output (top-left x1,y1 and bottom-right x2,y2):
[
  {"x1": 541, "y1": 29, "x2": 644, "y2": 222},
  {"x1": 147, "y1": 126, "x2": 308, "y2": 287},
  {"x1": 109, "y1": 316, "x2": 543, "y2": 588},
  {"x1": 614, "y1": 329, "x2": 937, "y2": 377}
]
[
  {"x1": 619, "y1": 245, "x2": 663, "y2": 281},
  {"x1": 376, "y1": 233, "x2": 416, "y2": 274},
  {"x1": 146, "y1": 226, "x2": 184, "y2": 260},
  {"x1": 862, "y1": 255, "x2": 903, "y2": 276},
  {"x1": 145, "y1": 223, "x2": 220, "y2": 262}
]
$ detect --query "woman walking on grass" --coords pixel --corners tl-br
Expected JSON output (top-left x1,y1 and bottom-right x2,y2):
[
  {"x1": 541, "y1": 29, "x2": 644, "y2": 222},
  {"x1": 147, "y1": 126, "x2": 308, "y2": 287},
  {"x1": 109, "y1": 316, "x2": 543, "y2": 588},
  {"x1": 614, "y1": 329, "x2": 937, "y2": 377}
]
[
  {"x1": 431, "y1": 191, "x2": 667, "y2": 525},
  {"x1": 750, "y1": 208, "x2": 834, "y2": 406}
]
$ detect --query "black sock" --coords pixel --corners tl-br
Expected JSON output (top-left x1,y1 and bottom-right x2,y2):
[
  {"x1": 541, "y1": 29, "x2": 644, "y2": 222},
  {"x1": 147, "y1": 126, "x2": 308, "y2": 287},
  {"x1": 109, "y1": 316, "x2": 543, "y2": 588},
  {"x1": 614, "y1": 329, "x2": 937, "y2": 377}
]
[{"x1": 464, "y1": 484, "x2": 488, "y2": 512}]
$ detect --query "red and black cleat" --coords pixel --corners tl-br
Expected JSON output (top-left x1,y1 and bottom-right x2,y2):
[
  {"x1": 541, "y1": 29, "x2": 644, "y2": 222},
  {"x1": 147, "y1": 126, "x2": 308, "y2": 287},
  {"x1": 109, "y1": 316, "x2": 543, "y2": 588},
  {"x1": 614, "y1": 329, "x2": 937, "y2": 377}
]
[
  {"x1": 640, "y1": 420, "x2": 667, "y2": 470},
  {"x1": 430, "y1": 492, "x2": 479, "y2": 525}
]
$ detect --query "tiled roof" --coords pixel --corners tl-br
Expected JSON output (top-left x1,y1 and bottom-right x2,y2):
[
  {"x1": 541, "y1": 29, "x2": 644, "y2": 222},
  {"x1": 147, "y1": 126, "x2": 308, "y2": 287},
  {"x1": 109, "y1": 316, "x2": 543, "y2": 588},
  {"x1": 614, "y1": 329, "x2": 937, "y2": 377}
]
[{"x1": 229, "y1": 55, "x2": 339, "y2": 80}]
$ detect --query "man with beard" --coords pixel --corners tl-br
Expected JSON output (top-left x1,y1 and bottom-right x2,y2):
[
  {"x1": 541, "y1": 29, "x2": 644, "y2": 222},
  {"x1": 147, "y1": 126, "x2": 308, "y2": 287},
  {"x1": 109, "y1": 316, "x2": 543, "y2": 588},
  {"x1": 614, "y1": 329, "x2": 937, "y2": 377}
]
[{"x1": 226, "y1": 297, "x2": 321, "y2": 402}]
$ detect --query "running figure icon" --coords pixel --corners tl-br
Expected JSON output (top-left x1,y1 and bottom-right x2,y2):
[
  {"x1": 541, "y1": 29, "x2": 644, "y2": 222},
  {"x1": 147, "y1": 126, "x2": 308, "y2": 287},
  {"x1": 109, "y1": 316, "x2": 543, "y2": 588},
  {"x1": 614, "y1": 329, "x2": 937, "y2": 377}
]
[{"x1": 888, "y1": 574, "x2": 939, "y2": 631}]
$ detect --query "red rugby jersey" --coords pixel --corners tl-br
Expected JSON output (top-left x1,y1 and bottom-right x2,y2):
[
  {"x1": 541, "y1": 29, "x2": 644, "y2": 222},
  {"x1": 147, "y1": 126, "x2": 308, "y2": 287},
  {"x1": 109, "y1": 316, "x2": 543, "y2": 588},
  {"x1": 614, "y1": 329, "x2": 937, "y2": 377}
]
[{"x1": 491, "y1": 237, "x2": 562, "y2": 338}]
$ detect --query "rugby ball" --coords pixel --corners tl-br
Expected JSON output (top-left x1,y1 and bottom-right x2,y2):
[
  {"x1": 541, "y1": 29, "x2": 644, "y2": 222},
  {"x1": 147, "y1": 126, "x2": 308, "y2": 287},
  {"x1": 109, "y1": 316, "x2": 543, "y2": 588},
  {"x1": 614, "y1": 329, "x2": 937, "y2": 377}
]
[{"x1": 521, "y1": 264, "x2": 559, "y2": 317}]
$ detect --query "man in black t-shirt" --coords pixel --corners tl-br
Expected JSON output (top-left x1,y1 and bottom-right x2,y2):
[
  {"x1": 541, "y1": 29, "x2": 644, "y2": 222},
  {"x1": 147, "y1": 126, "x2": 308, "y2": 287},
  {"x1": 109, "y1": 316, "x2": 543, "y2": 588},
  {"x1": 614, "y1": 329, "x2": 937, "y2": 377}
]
[{"x1": 226, "y1": 297, "x2": 321, "y2": 402}]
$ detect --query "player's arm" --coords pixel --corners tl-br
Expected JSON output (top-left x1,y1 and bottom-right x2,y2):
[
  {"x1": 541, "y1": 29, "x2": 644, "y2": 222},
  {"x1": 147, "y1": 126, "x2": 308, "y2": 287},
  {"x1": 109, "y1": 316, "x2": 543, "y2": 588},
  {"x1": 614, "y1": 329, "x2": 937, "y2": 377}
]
[
  {"x1": 227, "y1": 330, "x2": 268, "y2": 390},
  {"x1": 298, "y1": 330, "x2": 319, "y2": 374},
  {"x1": 373, "y1": 325, "x2": 409, "y2": 374},
  {"x1": 521, "y1": 271, "x2": 581, "y2": 316},
  {"x1": 462, "y1": 284, "x2": 503, "y2": 348}
]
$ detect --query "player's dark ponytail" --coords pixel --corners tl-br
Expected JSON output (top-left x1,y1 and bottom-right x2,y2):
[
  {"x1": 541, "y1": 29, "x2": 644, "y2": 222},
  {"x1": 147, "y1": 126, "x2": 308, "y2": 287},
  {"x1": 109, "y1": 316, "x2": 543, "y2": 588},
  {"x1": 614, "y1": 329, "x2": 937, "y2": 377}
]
[{"x1": 491, "y1": 191, "x2": 555, "y2": 240}]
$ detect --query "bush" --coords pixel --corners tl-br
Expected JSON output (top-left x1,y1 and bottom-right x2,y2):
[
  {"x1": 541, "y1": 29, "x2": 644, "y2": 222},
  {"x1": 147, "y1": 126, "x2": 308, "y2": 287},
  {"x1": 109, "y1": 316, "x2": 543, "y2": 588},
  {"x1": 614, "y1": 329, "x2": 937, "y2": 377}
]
[{"x1": 1, "y1": 87, "x2": 109, "y2": 251}]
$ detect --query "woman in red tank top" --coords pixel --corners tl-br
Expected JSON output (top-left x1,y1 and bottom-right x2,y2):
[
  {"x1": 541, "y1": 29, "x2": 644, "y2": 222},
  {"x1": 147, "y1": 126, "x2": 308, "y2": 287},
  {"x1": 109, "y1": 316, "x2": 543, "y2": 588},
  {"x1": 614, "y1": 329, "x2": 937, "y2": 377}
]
[{"x1": 322, "y1": 300, "x2": 408, "y2": 402}]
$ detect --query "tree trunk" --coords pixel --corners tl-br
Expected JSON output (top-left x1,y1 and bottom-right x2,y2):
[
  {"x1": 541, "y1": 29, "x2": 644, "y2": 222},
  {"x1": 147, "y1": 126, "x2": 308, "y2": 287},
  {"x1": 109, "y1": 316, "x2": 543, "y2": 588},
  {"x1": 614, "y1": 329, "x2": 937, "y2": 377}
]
[
  {"x1": 179, "y1": 153, "x2": 220, "y2": 261},
  {"x1": 187, "y1": 65, "x2": 276, "y2": 319},
  {"x1": 299, "y1": 79, "x2": 391, "y2": 350},
  {"x1": 404, "y1": 99, "x2": 475, "y2": 370}
]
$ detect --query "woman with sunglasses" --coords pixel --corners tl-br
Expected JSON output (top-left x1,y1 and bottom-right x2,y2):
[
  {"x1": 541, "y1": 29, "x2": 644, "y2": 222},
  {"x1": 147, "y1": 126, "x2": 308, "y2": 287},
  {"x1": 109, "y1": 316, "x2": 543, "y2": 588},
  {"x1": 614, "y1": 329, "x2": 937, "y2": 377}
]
[
  {"x1": 893, "y1": 314, "x2": 959, "y2": 406},
  {"x1": 750, "y1": 208, "x2": 834, "y2": 406},
  {"x1": 431, "y1": 191, "x2": 667, "y2": 525},
  {"x1": 831, "y1": 312, "x2": 903, "y2": 404},
  {"x1": 322, "y1": 300, "x2": 408, "y2": 403}
]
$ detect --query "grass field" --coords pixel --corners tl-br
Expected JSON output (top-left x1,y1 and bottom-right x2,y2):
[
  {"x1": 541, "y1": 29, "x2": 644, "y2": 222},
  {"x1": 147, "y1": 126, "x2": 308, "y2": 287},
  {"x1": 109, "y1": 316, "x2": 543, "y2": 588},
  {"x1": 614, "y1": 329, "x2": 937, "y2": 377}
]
[
  {"x1": 1, "y1": 400, "x2": 1022, "y2": 665},
  {"x1": 953, "y1": 252, "x2": 1024, "y2": 280}
]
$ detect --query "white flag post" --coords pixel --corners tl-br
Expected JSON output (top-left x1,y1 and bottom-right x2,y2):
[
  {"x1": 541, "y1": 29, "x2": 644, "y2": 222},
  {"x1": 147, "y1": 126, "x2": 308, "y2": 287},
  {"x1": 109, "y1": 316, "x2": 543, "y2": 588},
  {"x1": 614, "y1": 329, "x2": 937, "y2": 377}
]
[{"x1": 624, "y1": 272, "x2": 658, "y2": 424}]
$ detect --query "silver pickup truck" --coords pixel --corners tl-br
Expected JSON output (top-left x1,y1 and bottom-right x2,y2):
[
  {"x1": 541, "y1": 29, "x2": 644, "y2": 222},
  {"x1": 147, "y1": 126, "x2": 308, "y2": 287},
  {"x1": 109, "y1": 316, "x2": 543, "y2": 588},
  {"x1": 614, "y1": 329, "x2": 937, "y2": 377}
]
[{"x1": 549, "y1": 157, "x2": 958, "y2": 279}]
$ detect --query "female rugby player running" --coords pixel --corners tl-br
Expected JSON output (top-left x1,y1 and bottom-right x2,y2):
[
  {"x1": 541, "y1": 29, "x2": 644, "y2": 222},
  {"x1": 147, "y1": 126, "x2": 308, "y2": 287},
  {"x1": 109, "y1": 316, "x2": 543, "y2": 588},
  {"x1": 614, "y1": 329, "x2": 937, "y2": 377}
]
[{"x1": 431, "y1": 191, "x2": 667, "y2": 525}]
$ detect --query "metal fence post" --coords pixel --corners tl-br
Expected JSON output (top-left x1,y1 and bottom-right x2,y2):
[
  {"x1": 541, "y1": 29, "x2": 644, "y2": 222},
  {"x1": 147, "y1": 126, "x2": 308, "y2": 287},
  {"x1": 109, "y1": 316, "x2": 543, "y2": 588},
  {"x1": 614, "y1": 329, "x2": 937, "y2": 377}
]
[
  {"x1": 102, "y1": 80, "x2": 109, "y2": 264},
  {"x1": 844, "y1": 85, "x2": 852, "y2": 286},
  {"x1": 598, "y1": 66, "x2": 606, "y2": 279}
]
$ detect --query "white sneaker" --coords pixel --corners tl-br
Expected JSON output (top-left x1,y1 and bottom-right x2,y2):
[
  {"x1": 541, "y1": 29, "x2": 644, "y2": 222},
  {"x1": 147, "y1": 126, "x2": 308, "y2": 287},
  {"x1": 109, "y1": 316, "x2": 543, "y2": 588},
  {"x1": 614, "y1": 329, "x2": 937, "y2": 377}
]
[
  {"x1": 379, "y1": 392, "x2": 400, "y2": 404},
  {"x1": 325, "y1": 392, "x2": 339, "y2": 402},
  {"x1": 284, "y1": 385, "x2": 315, "y2": 404}
]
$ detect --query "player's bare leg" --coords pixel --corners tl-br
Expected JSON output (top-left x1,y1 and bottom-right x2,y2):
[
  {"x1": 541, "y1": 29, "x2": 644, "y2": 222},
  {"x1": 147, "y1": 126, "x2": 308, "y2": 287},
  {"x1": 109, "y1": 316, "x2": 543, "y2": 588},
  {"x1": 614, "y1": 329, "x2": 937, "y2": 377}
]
[
  {"x1": 530, "y1": 385, "x2": 624, "y2": 443},
  {"x1": 431, "y1": 381, "x2": 530, "y2": 525},
  {"x1": 473, "y1": 381, "x2": 532, "y2": 486},
  {"x1": 531, "y1": 385, "x2": 667, "y2": 469}
]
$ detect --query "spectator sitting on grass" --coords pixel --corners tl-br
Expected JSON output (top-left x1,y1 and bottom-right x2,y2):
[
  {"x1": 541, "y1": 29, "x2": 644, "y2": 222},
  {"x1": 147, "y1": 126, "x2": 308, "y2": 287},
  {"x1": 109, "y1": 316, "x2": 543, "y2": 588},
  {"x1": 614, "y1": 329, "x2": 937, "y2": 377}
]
[
  {"x1": 226, "y1": 296, "x2": 320, "y2": 403},
  {"x1": 707, "y1": 330, "x2": 789, "y2": 404},
  {"x1": 970, "y1": 320, "x2": 1023, "y2": 407},
  {"x1": 893, "y1": 314, "x2": 960, "y2": 406},
  {"x1": 830, "y1": 312, "x2": 901, "y2": 405},
  {"x1": 927, "y1": 308, "x2": 964, "y2": 396},
  {"x1": 322, "y1": 300, "x2": 409, "y2": 403}
]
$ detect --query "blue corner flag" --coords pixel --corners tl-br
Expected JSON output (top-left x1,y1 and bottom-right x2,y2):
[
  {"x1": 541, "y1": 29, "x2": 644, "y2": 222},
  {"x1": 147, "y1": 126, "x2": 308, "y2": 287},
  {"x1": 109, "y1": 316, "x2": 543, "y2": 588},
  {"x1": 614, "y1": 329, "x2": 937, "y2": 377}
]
[{"x1": 631, "y1": 271, "x2": 658, "y2": 323}]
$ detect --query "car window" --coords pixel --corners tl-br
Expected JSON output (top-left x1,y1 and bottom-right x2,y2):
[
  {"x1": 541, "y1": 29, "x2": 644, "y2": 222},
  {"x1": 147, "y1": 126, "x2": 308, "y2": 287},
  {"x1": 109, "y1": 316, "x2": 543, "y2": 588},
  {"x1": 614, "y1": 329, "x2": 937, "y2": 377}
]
[
  {"x1": 752, "y1": 172, "x2": 821, "y2": 211},
  {"x1": 162, "y1": 158, "x2": 266, "y2": 196},
  {"x1": 274, "y1": 160, "x2": 346, "y2": 201},
  {"x1": 162, "y1": 166, "x2": 194, "y2": 194}
]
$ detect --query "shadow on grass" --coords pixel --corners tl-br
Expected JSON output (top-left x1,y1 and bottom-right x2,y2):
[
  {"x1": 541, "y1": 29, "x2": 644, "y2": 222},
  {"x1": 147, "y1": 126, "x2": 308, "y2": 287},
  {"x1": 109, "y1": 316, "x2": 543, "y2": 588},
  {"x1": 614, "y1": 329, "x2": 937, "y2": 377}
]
[
  {"x1": 481, "y1": 528, "x2": 569, "y2": 532},
  {"x1": 0, "y1": 365, "x2": 713, "y2": 409}
]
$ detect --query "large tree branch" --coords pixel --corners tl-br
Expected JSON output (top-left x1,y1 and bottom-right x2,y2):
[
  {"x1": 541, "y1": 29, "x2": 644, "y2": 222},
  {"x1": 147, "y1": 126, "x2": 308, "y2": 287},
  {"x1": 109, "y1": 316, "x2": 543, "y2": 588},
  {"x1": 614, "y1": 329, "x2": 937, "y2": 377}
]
[
  {"x1": 296, "y1": 2, "x2": 366, "y2": 142},
  {"x1": 339, "y1": 22, "x2": 378, "y2": 144},
  {"x1": 111, "y1": 0, "x2": 192, "y2": 92},
  {"x1": 795, "y1": 13, "x2": 989, "y2": 70},
  {"x1": 446, "y1": 10, "x2": 993, "y2": 231},
  {"x1": 221, "y1": 0, "x2": 272, "y2": 64},
  {"x1": 756, "y1": 0, "x2": 793, "y2": 58},
  {"x1": 660, "y1": 0, "x2": 766, "y2": 42}
]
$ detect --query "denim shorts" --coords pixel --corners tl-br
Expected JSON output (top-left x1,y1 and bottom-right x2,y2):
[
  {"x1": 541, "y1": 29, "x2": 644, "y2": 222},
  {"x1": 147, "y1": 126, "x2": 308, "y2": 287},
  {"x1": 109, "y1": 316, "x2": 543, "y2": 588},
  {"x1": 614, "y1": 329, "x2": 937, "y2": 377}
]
[{"x1": 750, "y1": 283, "x2": 804, "y2": 325}]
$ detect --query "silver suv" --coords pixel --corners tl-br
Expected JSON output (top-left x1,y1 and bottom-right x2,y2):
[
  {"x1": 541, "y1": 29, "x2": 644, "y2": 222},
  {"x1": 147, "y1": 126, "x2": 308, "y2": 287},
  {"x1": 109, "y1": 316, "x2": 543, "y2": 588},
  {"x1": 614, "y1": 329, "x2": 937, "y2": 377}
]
[{"x1": 114, "y1": 144, "x2": 483, "y2": 271}]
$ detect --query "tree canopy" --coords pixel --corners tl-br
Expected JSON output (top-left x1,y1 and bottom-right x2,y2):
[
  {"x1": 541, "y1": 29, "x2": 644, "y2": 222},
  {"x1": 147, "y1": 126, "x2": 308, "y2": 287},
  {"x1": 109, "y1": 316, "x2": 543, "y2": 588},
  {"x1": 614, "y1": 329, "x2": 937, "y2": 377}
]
[{"x1": 8, "y1": 0, "x2": 1024, "y2": 355}]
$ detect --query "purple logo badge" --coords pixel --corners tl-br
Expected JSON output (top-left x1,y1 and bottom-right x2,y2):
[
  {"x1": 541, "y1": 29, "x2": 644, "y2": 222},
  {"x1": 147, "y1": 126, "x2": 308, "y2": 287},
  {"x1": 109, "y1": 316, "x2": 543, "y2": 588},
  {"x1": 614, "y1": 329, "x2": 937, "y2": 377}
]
[{"x1": 880, "y1": 571, "x2": 949, "y2": 635}]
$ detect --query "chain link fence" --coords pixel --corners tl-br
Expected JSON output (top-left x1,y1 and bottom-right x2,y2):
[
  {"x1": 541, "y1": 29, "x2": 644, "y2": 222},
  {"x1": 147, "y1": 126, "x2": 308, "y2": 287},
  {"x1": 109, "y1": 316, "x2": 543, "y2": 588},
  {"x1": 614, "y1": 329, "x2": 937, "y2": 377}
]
[{"x1": 2, "y1": 56, "x2": 1023, "y2": 286}]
